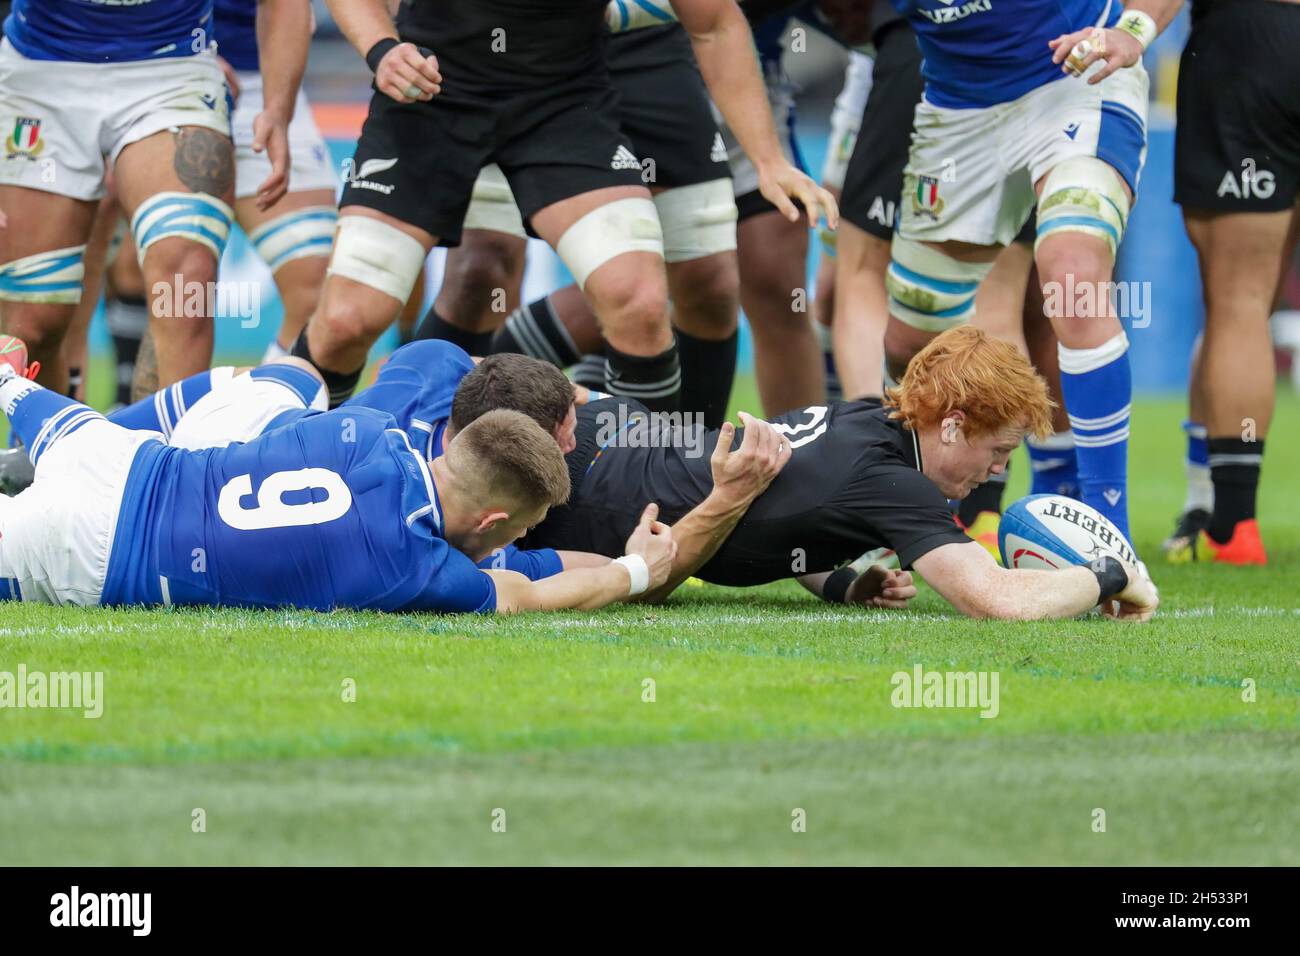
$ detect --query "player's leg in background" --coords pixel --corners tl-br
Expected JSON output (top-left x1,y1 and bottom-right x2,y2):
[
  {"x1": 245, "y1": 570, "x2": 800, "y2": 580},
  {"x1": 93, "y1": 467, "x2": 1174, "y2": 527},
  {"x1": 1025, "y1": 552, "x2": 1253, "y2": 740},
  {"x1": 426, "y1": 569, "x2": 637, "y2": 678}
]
[
  {"x1": 828, "y1": 27, "x2": 920, "y2": 403},
  {"x1": 396, "y1": 269, "x2": 426, "y2": 348},
  {"x1": 237, "y1": 188, "x2": 338, "y2": 362},
  {"x1": 1174, "y1": 208, "x2": 1290, "y2": 563},
  {"x1": 1164, "y1": 332, "x2": 1211, "y2": 551},
  {"x1": 1022, "y1": 266, "x2": 1079, "y2": 499},
  {"x1": 663, "y1": 250, "x2": 738, "y2": 430},
  {"x1": 883, "y1": 237, "x2": 999, "y2": 385},
  {"x1": 113, "y1": 125, "x2": 235, "y2": 390},
  {"x1": 739, "y1": 207, "x2": 824, "y2": 415},
  {"x1": 418, "y1": 228, "x2": 528, "y2": 354},
  {"x1": 0, "y1": 186, "x2": 97, "y2": 395},
  {"x1": 295, "y1": 206, "x2": 437, "y2": 406},
  {"x1": 104, "y1": 226, "x2": 151, "y2": 405},
  {"x1": 61, "y1": 192, "x2": 122, "y2": 402},
  {"x1": 812, "y1": 203, "x2": 842, "y2": 402},
  {"x1": 1032, "y1": 160, "x2": 1135, "y2": 542},
  {"x1": 530, "y1": 184, "x2": 679, "y2": 413},
  {"x1": 415, "y1": 166, "x2": 530, "y2": 355}
]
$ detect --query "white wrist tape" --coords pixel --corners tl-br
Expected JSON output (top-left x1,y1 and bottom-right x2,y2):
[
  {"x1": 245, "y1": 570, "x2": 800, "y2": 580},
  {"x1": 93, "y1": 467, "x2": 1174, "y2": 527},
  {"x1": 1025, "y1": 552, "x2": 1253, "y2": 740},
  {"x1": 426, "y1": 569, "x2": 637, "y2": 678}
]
[
  {"x1": 615, "y1": 554, "x2": 650, "y2": 596},
  {"x1": 1116, "y1": 10, "x2": 1157, "y2": 51}
]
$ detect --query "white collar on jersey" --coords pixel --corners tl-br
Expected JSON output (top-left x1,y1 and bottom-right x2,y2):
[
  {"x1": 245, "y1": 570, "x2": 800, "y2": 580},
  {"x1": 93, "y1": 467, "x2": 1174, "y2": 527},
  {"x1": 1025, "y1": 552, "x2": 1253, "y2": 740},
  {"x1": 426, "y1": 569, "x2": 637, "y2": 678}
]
[
  {"x1": 389, "y1": 427, "x2": 442, "y2": 532},
  {"x1": 910, "y1": 428, "x2": 924, "y2": 474},
  {"x1": 407, "y1": 418, "x2": 437, "y2": 461}
]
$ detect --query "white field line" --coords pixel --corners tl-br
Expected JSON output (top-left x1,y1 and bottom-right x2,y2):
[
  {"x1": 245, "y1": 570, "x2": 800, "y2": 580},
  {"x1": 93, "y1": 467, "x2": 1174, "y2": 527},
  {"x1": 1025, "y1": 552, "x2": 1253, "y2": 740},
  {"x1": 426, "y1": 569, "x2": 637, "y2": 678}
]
[{"x1": 0, "y1": 604, "x2": 1296, "y2": 640}]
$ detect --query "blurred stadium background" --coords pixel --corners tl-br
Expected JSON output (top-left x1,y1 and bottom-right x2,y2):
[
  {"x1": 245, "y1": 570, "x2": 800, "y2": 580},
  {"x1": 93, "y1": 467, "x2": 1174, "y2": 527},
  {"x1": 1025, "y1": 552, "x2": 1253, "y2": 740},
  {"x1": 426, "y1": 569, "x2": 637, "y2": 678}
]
[{"x1": 86, "y1": 4, "x2": 1298, "y2": 393}]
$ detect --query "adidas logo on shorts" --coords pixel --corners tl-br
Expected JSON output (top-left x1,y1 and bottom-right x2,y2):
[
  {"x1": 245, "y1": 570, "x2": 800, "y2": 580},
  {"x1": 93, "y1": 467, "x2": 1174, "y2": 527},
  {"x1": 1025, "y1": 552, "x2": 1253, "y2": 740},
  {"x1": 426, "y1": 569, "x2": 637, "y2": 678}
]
[
  {"x1": 710, "y1": 132, "x2": 727, "y2": 164},
  {"x1": 610, "y1": 145, "x2": 641, "y2": 171}
]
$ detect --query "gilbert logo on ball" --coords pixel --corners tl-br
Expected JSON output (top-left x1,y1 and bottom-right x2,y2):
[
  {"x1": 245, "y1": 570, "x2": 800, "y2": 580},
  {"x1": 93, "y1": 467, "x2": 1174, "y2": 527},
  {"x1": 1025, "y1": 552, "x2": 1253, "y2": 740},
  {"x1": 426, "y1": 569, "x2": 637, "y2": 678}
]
[{"x1": 999, "y1": 494, "x2": 1136, "y2": 570}]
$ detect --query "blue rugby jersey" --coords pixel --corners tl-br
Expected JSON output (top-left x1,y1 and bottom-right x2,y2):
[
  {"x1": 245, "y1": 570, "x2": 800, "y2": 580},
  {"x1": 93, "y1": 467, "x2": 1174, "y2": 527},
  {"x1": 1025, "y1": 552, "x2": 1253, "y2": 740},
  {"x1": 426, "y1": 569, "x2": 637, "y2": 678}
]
[
  {"x1": 893, "y1": 0, "x2": 1122, "y2": 107},
  {"x1": 100, "y1": 406, "x2": 497, "y2": 613},
  {"x1": 6, "y1": 0, "x2": 214, "y2": 62}
]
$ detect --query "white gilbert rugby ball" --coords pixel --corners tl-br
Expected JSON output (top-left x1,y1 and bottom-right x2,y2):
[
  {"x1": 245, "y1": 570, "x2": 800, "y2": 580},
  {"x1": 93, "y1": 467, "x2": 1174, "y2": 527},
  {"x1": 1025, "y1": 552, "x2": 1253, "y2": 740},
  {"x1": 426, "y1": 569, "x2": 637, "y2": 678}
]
[{"x1": 998, "y1": 494, "x2": 1137, "y2": 570}]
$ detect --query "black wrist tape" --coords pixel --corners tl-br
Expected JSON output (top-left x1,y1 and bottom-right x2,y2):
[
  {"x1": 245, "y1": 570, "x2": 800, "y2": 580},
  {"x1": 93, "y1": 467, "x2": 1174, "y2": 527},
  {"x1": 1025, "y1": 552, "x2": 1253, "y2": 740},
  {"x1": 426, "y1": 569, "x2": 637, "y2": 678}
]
[
  {"x1": 1091, "y1": 556, "x2": 1129, "y2": 603},
  {"x1": 823, "y1": 566, "x2": 858, "y2": 605},
  {"x1": 366, "y1": 38, "x2": 400, "y2": 73}
]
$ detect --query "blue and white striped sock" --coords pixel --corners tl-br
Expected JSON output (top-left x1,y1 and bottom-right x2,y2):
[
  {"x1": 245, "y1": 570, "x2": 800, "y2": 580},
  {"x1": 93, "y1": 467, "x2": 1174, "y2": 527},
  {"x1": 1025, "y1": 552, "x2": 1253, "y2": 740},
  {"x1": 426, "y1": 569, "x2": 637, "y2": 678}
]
[
  {"x1": 1060, "y1": 332, "x2": 1131, "y2": 539},
  {"x1": 1024, "y1": 430, "x2": 1079, "y2": 498},
  {"x1": 0, "y1": 373, "x2": 105, "y2": 467},
  {"x1": 1182, "y1": 420, "x2": 1212, "y2": 513}
]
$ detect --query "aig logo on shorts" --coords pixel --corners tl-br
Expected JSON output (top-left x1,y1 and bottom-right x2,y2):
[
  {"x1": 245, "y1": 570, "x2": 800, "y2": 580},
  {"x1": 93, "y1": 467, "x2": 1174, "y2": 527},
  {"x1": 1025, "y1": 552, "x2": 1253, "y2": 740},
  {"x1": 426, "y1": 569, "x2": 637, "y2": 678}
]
[
  {"x1": 5, "y1": 117, "x2": 44, "y2": 161},
  {"x1": 1218, "y1": 159, "x2": 1275, "y2": 201},
  {"x1": 909, "y1": 174, "x2": 945, "y2": 221}
]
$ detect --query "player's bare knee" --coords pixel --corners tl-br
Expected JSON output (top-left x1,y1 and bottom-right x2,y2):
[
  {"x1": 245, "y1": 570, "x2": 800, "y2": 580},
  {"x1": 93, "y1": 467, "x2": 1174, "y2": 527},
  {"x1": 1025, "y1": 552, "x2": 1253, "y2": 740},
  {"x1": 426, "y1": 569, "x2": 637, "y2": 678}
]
[
  {"x1": 317, "y1": 296, "x2": 383, "y2": 355},
  {"x1": 1, "y1": 305, "x2": 70, "y2": 359},
  {"x1": 143, "y1": 237, "x2": 219, "y2": 292},
  {"x1": 599, "y1": 280, "x2": 669, "y2": 347}
]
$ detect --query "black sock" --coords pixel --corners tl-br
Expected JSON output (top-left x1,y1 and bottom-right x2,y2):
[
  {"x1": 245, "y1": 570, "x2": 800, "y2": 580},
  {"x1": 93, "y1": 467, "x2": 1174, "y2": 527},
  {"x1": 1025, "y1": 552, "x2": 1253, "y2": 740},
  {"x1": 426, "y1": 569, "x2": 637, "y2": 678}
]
[
  {"x1": 106, "y1": 294, "x2": 147, "y2": 407},
  {"x1": 490, "y1": 297, "x2": 581, "y2": 367},
  {"x1": 571, "y1": 353, "x2": 607, "y2": 390},
  {"x1": 1208, "y1": 437, "x2": 1263, "y2": 543},
  {"x1": 413, "y1": 306, "x2": 494, "y2": 356},
  {"x1": 290, "y1": 329, "x2": 362, "y2": 408},
  {"x1": 604, "y1": 341, "x2": 681, "y2": 414},
  {"x1": 676, "y1": 328, "x2": 737, "y2": 430},
  {"x1": 958, "y1": 465, "x2": 1010, "y2": 527}
]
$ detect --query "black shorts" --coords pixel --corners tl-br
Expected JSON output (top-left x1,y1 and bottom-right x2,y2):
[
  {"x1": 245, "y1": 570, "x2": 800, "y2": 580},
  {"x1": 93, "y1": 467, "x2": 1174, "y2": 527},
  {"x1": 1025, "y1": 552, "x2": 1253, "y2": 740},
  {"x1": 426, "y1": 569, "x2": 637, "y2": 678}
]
[
  {"x1": 608, "y1": 25, "x2": 730, "y2": 190},
  {"x1": 340, "y1": 79, "x2": 644, "y2": 246},
  {"x1": 840, "y1": 20, "x2": 924, "y2": 239},
  {"x1": 1174, "y1": 0, "x2": 1300, "y2": 213}
]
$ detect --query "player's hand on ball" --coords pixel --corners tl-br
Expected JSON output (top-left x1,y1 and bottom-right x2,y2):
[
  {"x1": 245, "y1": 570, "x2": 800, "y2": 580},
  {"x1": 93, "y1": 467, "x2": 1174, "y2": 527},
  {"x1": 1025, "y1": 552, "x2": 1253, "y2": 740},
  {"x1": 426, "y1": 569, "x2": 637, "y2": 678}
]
[
  {"x1": 1101, "y1": 560, "x2": 1159, "y2": 623},
  {"x1": 623, "y1": 502, "x2": 677, "y2": 589},
  {"x1": 1049, "y1": 26, "x2": 1143, "y2": 83},
  {"x1": 846, "y1": 566, "x2": 916, "y2": 610},
  {"x1": 710, "y1": 412, "x2": 791, "y2": 506},
  {"x1": 377, "y1": 43, "x2": 442, "y2": 103},
  {"x1": 757, "y1": 162, "x2": 840, "y2": 230}
]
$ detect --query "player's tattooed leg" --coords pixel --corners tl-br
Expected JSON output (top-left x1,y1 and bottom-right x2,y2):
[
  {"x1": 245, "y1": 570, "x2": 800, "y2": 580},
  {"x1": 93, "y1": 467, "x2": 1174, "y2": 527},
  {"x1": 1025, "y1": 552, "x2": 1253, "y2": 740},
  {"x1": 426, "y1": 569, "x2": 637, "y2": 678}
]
[{"x1": 172, "y1": 127, "x2": 236, "y2": 198}]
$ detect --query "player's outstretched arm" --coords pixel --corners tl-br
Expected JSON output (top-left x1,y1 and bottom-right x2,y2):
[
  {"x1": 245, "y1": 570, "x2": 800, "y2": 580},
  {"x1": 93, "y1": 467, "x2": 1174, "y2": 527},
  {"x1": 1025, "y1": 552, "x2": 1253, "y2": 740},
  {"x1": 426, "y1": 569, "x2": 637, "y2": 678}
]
[
  {"x1": 488, "y1": 505, "x2": 678, "y2": 613},
  {"x1": 912, "y1": 541, "x2": 1158, "y2": 622},
  {"x1": 252, "y1": 0, "x2": 313, "y2": 209},
  {"x1": 638, "y1": 413, "x2": 790, "y2": 603},
  {"x1": 800, "y1": 565, "x2": 918, "y2": 610},
  {"x1": 671, "y1": 0, "x2": 838, "y2": 229}
]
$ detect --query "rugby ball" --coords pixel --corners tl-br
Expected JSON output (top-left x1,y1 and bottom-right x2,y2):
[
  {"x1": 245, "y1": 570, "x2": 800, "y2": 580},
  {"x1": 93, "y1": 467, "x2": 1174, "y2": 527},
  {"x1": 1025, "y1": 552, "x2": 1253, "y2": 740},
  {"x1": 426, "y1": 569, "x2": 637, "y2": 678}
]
[{"x1": 998, "y1": 494, "x2": 1136, "y2": 571}]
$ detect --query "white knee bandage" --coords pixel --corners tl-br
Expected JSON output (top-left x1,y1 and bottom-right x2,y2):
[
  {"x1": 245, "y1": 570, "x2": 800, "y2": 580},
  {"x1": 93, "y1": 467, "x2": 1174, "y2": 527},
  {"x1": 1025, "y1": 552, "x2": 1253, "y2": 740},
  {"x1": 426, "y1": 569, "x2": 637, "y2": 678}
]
[
  {"x1": 1035, "y1": 157, "x2": 1130, "y2": 258},
  {"x1": 556, "y1": 197, "x2": 664, "y2": 289},
  {"x1": 463, "y1": 164, "x2": 526, "y2": 239},
  {"x1": 653, "y1": 179, "x2": 737, "y2": 263},
  {"x1": 249, "y1": 205, "x2": 337, "y2": 272},
  {"x1": 131, "y1": 191, "x2": 234, "y2": 264},
  {"x1": 0, "y1": 245, "x2": 86, "y2": 304},
  {"x1": 885, "y1": 237, "x2": 993, "y2": 332},
  {"x1": 326, "y1": 215, "x2": 427, "y2": 303}
]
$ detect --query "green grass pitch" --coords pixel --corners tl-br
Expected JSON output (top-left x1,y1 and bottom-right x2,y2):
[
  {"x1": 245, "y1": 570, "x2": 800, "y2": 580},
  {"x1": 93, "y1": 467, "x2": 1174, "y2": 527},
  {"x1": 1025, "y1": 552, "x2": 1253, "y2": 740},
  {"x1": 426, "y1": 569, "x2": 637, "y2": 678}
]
[{"x1": 1, "y1": 375, "x2": 1297, "y2": 865}]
